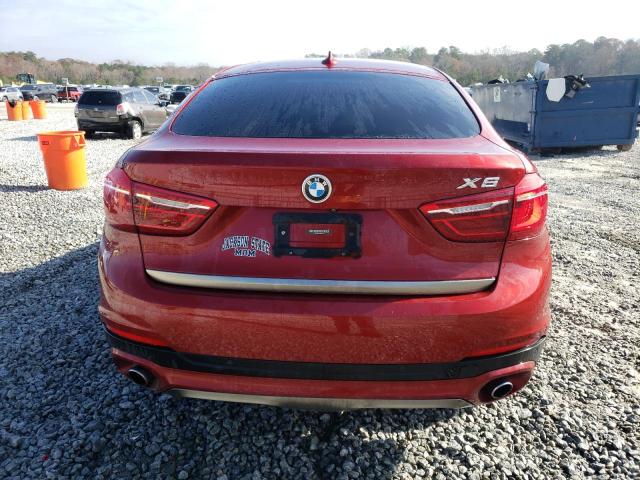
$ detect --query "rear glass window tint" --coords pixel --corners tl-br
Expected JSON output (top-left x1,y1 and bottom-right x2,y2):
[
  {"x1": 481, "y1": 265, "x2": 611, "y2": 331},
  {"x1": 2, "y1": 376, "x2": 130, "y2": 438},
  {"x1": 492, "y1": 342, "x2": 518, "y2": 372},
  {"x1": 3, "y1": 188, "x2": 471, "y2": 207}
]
[
  {"x1": 133, "y1": 90, "x2": 147, "y2": 103},
  {"x1": 172, "y1": 71, "x2": 479, "y2": 139},
  {"x1": 143, "y1": 90, "x2": 157, "y2": 103},
  {"x1": 79, "y1": 91, "x2": 121, "y2": 105}
]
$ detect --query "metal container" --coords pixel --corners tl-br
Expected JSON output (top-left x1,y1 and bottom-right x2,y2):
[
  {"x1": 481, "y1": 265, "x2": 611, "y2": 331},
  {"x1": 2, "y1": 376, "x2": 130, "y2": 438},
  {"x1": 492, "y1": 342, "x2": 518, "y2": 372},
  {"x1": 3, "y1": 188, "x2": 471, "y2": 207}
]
[{"x1": 472, "y1": 75, "x2": 640, "y2": 151}]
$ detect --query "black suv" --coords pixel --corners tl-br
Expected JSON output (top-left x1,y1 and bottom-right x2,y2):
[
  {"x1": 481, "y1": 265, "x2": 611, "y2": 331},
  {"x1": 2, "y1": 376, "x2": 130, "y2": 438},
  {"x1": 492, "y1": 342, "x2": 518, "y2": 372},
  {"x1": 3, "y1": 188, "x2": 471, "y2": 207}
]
[
  {"x1": 20, "y1": 83, "x2": 59, "y2": 102},
  {"x1": 170, "y1": 85, "x2": 194, "y2": 104},
  {"x1": 75, "y1": 88, "x2": 168, "y2": 139}
]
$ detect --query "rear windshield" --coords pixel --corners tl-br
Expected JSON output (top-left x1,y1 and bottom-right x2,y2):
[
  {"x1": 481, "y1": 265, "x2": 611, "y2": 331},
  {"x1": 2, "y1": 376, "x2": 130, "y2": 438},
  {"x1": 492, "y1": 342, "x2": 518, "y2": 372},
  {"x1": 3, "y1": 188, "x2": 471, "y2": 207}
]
[
  {"x1": 172, "y1": 71, "x2": 479, "y2": 139},
  {"x1": 79, "y1": 91, "x2": 121, "y2": 105}
]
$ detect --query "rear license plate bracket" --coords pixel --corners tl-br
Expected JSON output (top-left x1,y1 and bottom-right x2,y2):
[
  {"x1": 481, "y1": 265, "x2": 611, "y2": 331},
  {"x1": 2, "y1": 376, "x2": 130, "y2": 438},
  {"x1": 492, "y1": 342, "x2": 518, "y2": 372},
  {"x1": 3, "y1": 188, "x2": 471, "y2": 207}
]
[{"x1": 273, "y1": 213, "x2": 362, "y2": 258}]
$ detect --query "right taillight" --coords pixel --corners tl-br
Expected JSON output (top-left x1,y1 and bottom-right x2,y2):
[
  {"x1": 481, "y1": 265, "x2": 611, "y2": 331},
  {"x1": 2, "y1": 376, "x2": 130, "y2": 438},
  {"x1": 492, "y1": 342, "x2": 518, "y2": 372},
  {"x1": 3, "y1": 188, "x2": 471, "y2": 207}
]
[
  {"x1": 103, "y1": 167, "x2": 218, "y2": 236},
  {"x1": 420, "y1": 173, "x2": 548, "y2": 243},
  {"x1": 509, "y1": 173, "x2": 548, "y2": 240},
  {"x1": 419, "y1": 188, "x2": 514, "y2": 242}
]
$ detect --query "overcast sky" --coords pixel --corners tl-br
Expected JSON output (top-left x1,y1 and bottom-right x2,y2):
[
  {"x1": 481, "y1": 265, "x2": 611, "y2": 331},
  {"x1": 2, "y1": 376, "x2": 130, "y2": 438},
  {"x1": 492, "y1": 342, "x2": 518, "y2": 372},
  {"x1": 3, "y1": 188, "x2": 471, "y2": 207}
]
[{"x1": 1, "y1": 0, "x2": 638, "y2": 66}]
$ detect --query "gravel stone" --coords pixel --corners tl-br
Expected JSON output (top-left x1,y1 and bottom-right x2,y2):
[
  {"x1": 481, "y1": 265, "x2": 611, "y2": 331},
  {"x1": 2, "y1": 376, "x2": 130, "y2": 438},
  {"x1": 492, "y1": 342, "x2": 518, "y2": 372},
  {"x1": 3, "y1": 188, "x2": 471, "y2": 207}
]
[{"x1": 0, "y1": 104, "x2": 638, "y2": 478}]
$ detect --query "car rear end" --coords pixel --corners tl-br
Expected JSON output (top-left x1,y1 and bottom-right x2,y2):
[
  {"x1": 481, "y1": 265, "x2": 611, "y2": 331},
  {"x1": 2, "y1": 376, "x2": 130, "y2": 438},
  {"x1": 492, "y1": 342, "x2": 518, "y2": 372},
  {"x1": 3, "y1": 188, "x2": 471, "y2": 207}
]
[
  {"x1": 20, "y1": 85, "x2": 36, "y2": 101},
  {"x1": 170, "y1": 91, "x2": 188, "y2": 104},
  {"x1": 99, "y1": 61, "x2": 551, "y2": 408},
  {"x1": 58, "y1": 86, "x2": 81, "y2": 101},
  {"x1": 76, "y1": 89, "x2": 127, "y2": 134}
]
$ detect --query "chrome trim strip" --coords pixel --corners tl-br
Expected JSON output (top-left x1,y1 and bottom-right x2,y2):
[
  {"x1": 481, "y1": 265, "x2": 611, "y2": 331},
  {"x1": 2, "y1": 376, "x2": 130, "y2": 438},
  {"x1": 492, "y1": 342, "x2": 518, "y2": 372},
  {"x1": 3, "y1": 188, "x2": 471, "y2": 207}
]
[
  {"x1": 170, "y1": 389, "x2": 473, "y2": 410},
  {"x1": 146, "y1": 270, "x2": 495, "y2": 295},
  {"x1": 516, "y1": 190, "x2": 548, "y2": 202},
  {"x1": 427, "y1": 199, "x2": 509, "y2": 215},
  {"x1": 104, "y1": 182, "x2": 130, "y2": 195},
  {"x1": 134, "y1": 193, "x2": 211, "y2": 210}
]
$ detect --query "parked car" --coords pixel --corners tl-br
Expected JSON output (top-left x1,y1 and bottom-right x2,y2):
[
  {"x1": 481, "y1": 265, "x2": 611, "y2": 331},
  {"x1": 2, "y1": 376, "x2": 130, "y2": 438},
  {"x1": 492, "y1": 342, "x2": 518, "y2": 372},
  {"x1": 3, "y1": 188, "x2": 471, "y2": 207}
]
[
  {"x1": 143, "y1": 86, "x2": 170, "y2": 101},
  {"x1": 169, "y1": 85, "x2": 193, "y2": 104},
  {"x1": 20, "y1": 83, "x2": 58, "y2": 102},
  {"x1": 76, "y1": 87, "x2": 168, "y2": 139},
  {"x1": 0, "y1": 86, "x2": 23, "y2": 102},
  {"x1": 57, "y1": 86, "x2": 84, "y2": 102},
  {"x1": 100, "y1": 58, "x2": 551, "y2": 409}
]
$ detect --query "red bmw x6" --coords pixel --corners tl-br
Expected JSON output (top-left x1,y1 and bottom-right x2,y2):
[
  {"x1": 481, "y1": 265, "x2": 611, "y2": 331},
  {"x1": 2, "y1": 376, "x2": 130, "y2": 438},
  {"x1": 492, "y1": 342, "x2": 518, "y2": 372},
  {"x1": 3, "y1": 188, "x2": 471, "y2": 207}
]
[{"x1": 99, "y1": 57, "x2": 551, "y2": 409}]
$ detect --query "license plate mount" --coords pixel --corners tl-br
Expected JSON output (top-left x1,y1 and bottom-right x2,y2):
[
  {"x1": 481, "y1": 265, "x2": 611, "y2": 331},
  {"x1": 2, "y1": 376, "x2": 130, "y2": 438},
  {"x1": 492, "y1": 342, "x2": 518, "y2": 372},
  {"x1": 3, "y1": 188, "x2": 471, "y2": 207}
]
[{"x1": 273, "y1": 213, "x2": 362, "y2": 258}]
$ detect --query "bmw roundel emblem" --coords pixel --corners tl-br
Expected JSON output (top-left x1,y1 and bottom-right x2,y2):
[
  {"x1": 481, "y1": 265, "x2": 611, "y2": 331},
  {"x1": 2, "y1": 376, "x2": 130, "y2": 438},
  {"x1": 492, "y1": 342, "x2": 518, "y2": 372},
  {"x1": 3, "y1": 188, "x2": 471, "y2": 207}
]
[{"x1": 302, "y1": 174, "x2": 332, "y2": 203}]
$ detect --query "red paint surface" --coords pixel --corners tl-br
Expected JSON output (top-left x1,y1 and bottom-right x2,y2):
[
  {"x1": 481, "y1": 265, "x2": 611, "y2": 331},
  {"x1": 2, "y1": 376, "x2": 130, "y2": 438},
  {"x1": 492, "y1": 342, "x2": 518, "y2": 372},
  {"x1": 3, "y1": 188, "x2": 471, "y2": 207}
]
[{"x1": 99, "y1": 224, "x2": 550, "y2": 364}]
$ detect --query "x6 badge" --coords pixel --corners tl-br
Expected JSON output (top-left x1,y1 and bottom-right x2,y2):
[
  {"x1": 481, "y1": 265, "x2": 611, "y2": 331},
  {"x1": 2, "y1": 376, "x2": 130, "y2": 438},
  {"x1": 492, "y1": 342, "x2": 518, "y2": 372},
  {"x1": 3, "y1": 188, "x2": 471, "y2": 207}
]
[{"x1": 457, "y1": 177, "x2": 500, "y2": 189}]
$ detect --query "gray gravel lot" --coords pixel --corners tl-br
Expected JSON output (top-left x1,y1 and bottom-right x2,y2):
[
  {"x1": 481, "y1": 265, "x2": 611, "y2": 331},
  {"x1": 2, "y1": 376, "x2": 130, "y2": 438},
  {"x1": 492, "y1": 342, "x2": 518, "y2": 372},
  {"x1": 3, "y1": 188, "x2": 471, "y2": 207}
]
[{"x1": 0, "y1": 103, "x2": 638, "y2": 479}]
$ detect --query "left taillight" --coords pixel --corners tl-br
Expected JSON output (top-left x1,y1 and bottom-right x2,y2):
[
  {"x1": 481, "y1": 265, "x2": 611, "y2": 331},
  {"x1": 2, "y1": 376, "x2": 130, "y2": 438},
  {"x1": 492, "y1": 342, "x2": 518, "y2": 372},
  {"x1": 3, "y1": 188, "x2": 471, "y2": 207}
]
[
  {"x1": 116, "y1": 102, "x2": 130, "y2": 115},
  {"x1": 103, "y1": 167, "x2": 218, "y2": 236},
  {"x1": 103, "y1": 167, "x2": 135, "y2": 232}
]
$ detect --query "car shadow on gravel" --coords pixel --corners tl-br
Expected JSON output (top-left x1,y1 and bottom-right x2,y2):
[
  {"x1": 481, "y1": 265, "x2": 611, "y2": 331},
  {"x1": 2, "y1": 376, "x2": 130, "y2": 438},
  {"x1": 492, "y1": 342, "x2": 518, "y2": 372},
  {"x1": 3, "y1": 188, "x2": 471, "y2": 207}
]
[
  {"x1": 86, "y1": 133, "x2": 128, "y2": 141},
  {"x1": 529, "y1": 146, "x2": 623, "y2": 161},
  {"x1": 0, "y1": 183, "x2": 49, "y2": 193},
  {"x1": 8, "y1": 135, "x2": 38, "y2": 142},
  {"x1": 0, "y1": 243, "x2": 463, "y2": 479}
]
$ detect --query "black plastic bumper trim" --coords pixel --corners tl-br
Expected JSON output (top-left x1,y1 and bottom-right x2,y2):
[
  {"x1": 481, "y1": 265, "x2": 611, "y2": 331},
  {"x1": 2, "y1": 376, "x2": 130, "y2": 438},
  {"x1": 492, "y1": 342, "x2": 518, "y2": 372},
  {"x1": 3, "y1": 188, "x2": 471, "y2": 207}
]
[{"x1": 106, "y1": 328, "x2": 545, "y2": 382}]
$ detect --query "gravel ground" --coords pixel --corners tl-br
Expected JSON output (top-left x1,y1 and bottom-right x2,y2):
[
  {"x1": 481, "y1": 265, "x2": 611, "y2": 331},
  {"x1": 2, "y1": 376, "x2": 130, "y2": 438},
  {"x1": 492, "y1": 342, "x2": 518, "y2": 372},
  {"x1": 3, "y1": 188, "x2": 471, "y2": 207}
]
[{"x1": 0, "y1": 104, "x2": 638, "y2": 479}]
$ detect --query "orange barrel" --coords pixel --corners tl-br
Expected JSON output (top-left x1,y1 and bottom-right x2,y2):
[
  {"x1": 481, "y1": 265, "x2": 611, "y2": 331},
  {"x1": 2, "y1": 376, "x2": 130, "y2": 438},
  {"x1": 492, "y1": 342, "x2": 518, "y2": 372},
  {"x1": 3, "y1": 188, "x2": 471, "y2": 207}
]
[
  {"x1": 21, "y1": 100, "x2": 32, "y2": 120},
  {"x1": 37, "y1": 131, "x2": 88, "y2": 190},
  {"x1": 5, "y1": 101, "x2": 23, "y2": 121},
  {"x1": 30, "y1": 100, "x2": 47, "y2": 119}
]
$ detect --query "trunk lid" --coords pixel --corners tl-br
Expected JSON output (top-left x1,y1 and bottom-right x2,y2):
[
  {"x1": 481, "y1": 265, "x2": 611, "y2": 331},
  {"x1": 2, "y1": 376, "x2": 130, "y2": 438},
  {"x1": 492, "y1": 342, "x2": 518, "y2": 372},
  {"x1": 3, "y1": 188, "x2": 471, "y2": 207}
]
[{"x1": 125, "y1": 134, "x2": 525, "y2": 285}]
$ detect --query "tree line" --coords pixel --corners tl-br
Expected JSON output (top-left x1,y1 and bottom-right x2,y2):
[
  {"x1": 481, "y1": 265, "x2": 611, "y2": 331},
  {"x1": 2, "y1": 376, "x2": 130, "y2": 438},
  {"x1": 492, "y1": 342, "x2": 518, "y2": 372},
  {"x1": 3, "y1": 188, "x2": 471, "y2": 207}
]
[
  {"x1": 308, "y1": 37, "x2": 640, "y2": 85},
  {"x1": 1, "y1": 37, "x2": 638, "y2": 87},
  {"x1": 0, "y1": 51, "x2": 219, "y2": 86}
]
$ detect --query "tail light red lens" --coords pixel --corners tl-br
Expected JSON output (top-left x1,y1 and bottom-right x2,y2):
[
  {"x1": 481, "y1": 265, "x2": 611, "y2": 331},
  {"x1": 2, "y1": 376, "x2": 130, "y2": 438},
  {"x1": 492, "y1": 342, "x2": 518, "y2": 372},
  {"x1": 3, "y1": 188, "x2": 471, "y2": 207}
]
[
  {"x1": 104, "y1": 167, "x2": 135, "y2": 232},
  {"x1": 103, "y1": 167, "x2": 218, "y2": 236},
  {"x1": 420, "y1": 173, "x2": 548, "y2": 243},
  {"x1": 509, "y1": 174, "x2": 548, "y2": 240},
  {"x1": 420, "y1": 188, "x2": 514, "y2": 242},
  {"x1": 115, "y1": 103, "x2": 127, "y2": 115},
  {"x1": 131, "y1": 182, "x2": 218, "y2": 235}
]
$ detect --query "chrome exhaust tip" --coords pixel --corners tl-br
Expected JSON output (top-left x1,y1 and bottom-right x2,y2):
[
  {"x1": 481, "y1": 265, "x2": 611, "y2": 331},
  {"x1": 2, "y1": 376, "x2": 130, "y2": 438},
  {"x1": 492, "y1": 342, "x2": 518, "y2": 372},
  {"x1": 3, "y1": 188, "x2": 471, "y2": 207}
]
[
  {"x1": 127, "y1": 366, "x2": 153, "y2": 387},
  {"x1": 490, "y1": 381, "x2": 514, "y2": 400}
]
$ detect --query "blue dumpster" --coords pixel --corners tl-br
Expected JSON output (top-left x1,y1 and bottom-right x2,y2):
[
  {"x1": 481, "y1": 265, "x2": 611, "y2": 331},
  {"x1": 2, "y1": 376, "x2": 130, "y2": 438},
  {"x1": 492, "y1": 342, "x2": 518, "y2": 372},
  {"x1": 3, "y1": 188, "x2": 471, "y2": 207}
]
[{"x1": 472, "y1": 75, "x2": 640, "y2": 151}]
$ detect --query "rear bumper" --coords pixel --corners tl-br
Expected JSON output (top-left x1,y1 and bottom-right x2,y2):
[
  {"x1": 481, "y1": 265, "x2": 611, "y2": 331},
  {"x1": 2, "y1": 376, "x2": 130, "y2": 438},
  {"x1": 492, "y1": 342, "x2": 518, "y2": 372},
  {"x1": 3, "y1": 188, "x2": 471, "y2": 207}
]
[
  {"x1": 78, "y1": 119, "x2": 127, "y2": 132},
  {"x1": 107, "y1": 327, "x2": 544, "y2": 381},
  {"x1": 99, "y1": 223, "x2": 551, "y2": 405},
  {"x1": 108, "y1": 328, "x2": 544, "y2": 408}
]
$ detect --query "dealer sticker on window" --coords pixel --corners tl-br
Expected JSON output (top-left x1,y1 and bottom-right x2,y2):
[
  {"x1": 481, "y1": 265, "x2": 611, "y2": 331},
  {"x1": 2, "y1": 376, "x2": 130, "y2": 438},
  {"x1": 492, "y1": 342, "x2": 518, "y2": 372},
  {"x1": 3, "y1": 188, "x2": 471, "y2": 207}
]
[{"x1": 221, "y1": 235, "x2": 271, "y2": 257}]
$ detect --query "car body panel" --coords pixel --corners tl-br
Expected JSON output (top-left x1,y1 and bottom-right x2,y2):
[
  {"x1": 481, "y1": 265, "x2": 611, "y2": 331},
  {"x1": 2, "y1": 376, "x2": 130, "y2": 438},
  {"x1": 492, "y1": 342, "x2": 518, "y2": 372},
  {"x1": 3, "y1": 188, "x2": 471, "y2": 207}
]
[
  {"x1": 0, "y1": 86, "x2": 23, "y2": 102},
  {"x1": 217, "y1": 58, "x2": 447, "y2": 80},
  {"x1": 57, "y1": 86, "x2": 83, "y2": 101},
  {"x1": 20, "y1": 83, "x2": 57, "y2": 101},
  {"x1": 76, "y1": 88, "x2": 168, "y2": 135}
]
